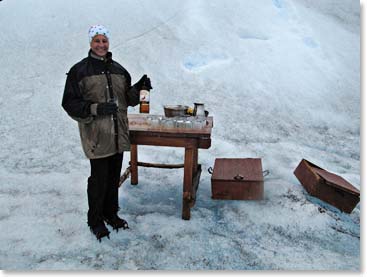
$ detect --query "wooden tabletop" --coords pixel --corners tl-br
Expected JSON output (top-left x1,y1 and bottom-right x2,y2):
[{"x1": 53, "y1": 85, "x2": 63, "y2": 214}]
[{"x1": 128, "y1": 114, "x2": 213, "y2": 139}]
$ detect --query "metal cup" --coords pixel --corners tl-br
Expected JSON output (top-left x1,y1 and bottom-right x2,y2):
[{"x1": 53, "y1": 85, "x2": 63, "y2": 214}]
[{"x1": 194, "y1": 103, "x2": 205, "y2": 116}]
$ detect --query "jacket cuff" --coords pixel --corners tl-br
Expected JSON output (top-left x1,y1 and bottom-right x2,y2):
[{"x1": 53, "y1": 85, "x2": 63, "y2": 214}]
[{"x1": 90, "y1": 103, "x2": 99, "y2": 115}]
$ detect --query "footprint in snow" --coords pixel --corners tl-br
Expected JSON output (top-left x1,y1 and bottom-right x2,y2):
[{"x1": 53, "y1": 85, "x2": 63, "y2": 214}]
[{"x1": 12, "y1": 91, "x2": 34, "y2": 101}]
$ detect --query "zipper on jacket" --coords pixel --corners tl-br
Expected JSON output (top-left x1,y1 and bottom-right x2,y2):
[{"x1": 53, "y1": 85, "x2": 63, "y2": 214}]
[{"x1": 104, "y1": 69, "x2": 119, "y2": 151}]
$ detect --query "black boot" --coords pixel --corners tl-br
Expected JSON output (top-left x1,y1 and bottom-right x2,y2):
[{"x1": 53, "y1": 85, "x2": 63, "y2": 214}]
[
  {"x1": 104, "y1": 214, "x2": 129, "y2": 232},
  {"x1": 90, "y1": 222, "x2": 110, "y2": 242}
]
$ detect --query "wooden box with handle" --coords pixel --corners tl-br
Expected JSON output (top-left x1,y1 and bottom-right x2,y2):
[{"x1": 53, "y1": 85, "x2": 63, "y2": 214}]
[
  {"x1": 294, "y1": 159, "x2": 360, "y2": 213},
  {"x1": 210, "y1": 158, "x2": 264, "y2": 200}
]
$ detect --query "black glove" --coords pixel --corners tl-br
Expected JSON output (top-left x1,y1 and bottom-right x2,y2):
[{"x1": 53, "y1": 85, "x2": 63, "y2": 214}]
[
  {"x1": 97, "y1": 102, "x2": 118, "y2": 115},
  {"x1": 135, "y1": 74, "x2": 153, "y2": 90}
]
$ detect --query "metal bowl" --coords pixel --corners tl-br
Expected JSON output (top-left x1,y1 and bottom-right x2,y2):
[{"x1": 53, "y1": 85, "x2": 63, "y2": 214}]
[{"x1": 163, "y1": 105, "x2": 189, "y2": 117}]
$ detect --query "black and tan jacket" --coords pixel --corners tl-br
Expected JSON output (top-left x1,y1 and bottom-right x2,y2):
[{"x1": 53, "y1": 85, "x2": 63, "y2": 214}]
[{"x1": 62, "y1": 50, "x2": 140, "y2": 159}]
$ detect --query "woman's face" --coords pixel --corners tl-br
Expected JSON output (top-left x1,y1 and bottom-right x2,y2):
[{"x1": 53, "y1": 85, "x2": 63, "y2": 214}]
[{"x1": 90, "y1": 35, "x2": 109, "y2": 57}]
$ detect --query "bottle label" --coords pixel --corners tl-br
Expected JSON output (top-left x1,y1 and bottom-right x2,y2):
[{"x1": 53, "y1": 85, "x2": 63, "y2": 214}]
[{"x1": 140, "y1": 90, "x2": 150, "y2": 102}]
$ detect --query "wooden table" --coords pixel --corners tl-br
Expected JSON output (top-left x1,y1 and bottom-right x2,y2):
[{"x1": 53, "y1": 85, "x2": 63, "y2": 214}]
[{"x1": 128, "y1": 114, "x2": 213, "y2": 220}]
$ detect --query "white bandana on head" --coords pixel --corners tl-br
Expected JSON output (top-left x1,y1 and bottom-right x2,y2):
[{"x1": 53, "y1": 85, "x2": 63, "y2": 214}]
[{"x1": 88, "y1": 25, "x2": 110, "y2": 43}]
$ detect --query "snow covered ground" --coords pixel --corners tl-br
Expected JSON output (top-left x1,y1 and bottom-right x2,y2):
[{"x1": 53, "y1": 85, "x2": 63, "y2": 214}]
[{"x1": 0, "y1": 0, "x2": 361, "y2": 271}]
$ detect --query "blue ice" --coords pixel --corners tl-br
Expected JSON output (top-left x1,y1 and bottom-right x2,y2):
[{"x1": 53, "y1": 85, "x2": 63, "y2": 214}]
[
  {"x1": 183, "y1": 58, "x2": 208, "y2": 70},
  {"x1": 237, "y1": 30, "x2": 268, "y2": 40},
  {"x1": 183, "y1": 52, "x2": 227, "y2": 71},
  {"x1": 273, "y1": 0, "x2": 283, "y2": 9},
  {"x1": 303, "y1": 37, "x2": 318, "y2": 48}
]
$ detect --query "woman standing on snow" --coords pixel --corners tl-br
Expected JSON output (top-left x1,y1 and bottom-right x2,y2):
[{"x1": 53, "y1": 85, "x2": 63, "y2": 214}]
[{"x1": 62, "y1": 25, "x2": 152, "y2": 241}]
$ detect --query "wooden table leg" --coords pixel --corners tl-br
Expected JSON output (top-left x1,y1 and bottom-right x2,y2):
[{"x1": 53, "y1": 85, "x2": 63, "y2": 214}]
[
  {"x1": 193, "y1": 148, "x2": 198, "y2": 174},
  {"x1": 190, "y1": 164, "x2": 201, "y2": 208},
  {"x1": 130, "y1": 144, "x2": 138, "y2": 185},
  {"x1": 190, "y1": 148, "x2": 199, "y2": 207},
  {"x1": 182, "y1": 147, "x2": 194, "y2": 220}
]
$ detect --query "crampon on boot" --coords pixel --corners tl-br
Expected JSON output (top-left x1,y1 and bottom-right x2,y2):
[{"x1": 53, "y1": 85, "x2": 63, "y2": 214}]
[
  {"x1": 104, "y1": 214, "x2": 129, "y2": 232},
  {"x1": 90, "y1": 223, "x2": 110, "y2": 242}
]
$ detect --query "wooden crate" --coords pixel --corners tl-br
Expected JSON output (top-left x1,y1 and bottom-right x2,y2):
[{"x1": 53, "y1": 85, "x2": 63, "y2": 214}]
[
  {"x1": 211, "y1": 158, "x2": 264, "y2": 200},
  {"x1": 294, "y1": 159, "x2": 360, "y2": 213}
]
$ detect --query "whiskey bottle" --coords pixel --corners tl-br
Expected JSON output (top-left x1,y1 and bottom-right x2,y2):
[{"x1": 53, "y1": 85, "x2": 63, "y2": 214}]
[{"x1": 139, "y1": 76, "x2": 150, "y2": 113}]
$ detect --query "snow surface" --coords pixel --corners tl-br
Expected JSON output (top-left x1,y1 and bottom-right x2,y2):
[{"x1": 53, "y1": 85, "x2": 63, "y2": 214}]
[{"x1": 0, "y1": 0, "x2": 361, "y2": 271}]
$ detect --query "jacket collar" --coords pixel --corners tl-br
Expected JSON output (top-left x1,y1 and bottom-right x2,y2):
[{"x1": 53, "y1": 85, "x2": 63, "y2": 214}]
[{"x1": 88, "y1": 50, "x2": 113, "y2": 62}]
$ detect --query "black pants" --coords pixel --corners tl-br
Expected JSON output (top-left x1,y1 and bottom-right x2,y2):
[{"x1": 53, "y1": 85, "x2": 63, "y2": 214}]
[{"x1": 87, "y1": 153, "x2": 123, "y2": 227}]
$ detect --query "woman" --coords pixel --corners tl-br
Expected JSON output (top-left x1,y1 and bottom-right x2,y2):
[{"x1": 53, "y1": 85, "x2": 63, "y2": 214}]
[{"x1": 62, "y1": 25, "x2": 152, "y2": 241}]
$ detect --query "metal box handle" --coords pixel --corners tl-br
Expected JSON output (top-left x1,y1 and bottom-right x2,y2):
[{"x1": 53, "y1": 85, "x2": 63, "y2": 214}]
[{"x1": 208, "y1": 167, "x2": 213, "y2": 174}]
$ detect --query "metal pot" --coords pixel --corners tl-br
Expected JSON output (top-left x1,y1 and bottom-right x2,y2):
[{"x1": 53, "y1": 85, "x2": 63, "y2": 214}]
[{"x1": 163, "y1": 105, "x2": 189, "y2": 117}]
